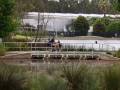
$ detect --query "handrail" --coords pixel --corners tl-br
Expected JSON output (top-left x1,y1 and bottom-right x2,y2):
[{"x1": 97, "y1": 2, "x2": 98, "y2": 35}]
[{"x1": 2, "y1": 42, "x2": 117, "y2": 51}]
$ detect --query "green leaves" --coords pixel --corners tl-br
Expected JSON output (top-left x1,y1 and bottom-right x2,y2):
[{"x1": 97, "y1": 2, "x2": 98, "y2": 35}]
[
  {"x1": 73, "y1": 16, "x2": 89, "y2": 35},
  {"x1": 0, "y1": 0, "x2": 15, "y2": 16},
  {"x1": 107, "y1": 21, "x2": 120, "y2": 32},
  {"x1": 0, "y1": 16, "x2": 17, "y2": 37},
  {"x1": 112, "y1": 0, "x2": 120, "y2": 11},
  {"x1": 0, "y1": 0, "x2": 17, "y2": 38}
]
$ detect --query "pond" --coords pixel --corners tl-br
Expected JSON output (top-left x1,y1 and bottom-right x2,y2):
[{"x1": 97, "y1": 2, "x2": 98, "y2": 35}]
[{"x1": 60, "y1": 40, "x2": 120, "y2": 51}]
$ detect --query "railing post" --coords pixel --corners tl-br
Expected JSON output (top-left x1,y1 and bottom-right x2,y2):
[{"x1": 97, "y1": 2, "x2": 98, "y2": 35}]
[
  {"x1": 92, "y1": 43, "x2": 94, "y2": 58},
  {"x1": 20, "y1": 42, "x2": 21, "y2": 51},
  {"x1": 99, "y1": 44, "x2": 100, "y2": 51}
]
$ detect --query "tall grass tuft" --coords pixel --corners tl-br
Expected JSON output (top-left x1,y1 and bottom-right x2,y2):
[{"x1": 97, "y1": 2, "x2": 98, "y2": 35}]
[
  {"x1": 61, "y1": 64, "x2": 99, "y2": 90},
  {"x1": 0, "y1": 64, "x2": 30, "y2": 90},
  {"x1": 31, "y1": 74, "x2": 66, "y2": 90},
  {"x1": 103, "y1": 65, "x2": 120, "y2": 90}
]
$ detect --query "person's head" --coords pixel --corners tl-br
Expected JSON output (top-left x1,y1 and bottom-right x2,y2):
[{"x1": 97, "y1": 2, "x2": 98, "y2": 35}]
[
  {"x1": 58, "y1": 40, "x2": 60, "y2": 43},
  {"x1": 51, "y1": 38, "x2": 55, "y2": 42},
  {"x1": 48, "y1": 38, "x2": 50, "y2": 41}
]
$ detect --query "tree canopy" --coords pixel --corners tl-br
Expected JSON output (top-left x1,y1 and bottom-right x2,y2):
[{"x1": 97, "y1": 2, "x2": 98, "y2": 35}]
[
  {"x1": 73, "y1": 16, "x2": 89, "y2": 36},
  {"x1": 14, "y1": 0, "x2": 118, "y2": 14},
  {"x1": 0, "y1": 0, "x2": 17, "y2": 38}
]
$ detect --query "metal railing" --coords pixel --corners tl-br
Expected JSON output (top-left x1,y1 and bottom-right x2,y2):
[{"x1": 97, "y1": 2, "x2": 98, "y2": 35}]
[{"x1": 1, "y1": 42, "x2": 117, "y2": 52}]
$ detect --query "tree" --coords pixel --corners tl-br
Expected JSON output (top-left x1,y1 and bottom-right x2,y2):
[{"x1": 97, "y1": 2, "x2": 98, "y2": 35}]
[
  {"x1": 107, "y1": 21, "x2": 120, "y2": 36},
  {"x1": 47, "y1": 1, "x2": 60, "y2": 12},
  {"x1": 98, "y1": 0, "x2": 111, "y2": 17},
  {"x1": 112, "y1": 0, "x2": 120, "y2": 11},
  {"x1": 0, "y1": 0, "x2": 17, "y2": 38},
  {"x1": 73, "y1": 16, "x2": 89, "y2": 36}
]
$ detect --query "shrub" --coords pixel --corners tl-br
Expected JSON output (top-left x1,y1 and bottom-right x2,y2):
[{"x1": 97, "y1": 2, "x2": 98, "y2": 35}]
[
  {"x1": 73, "y1": 16, "x2": 89, "y2": 36},
  {"x1": 0, "y1": 64, "x2": 30, "y2": 90},
  {"x1": 107, "y1": 21, "x2": 120, "y2": 36},
  {"x1": 113, "y1": 49, "x2": 120, "y2": 58},
  {"x1": 89, "y1": 17, "x2": 98, "y2": 25},
  {"x1": 4, "y1": 42, "x2": 30, "y2": 51},
  {"x1": 12, "y1": 35, "x2": 31, "y2": 42},
  {"x1": 101, "y1": 17, "x2": 111, "y2": 26},
  {"x1": 0, "y1": 44, "x2": 6, "y2": 56},
  {"x1": 93, "y1": 18, "x2": 111, "y2": 36},
  {"x1": 93, "y1": 19, "x2": 106, "y2": 33}
]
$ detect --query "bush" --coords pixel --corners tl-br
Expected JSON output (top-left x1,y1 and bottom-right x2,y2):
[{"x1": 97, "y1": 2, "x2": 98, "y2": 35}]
[
  {"x1": 93, "y1": 18, "x2": 111, "y2": 36},
  {"x1": 0, "y1": 44, "x2": 6, "y2": 56},
  {"x1": 12, "y1": 35, "x2": 31, "y2": 42},
  {"x1": 73, "y1": 16, "x2": 89, "y2": 36},
  {"x1": 107, "y1": 21, "x2": 120, "y2": 36},
  {"x1": 0, "y1": 64, "x2": 30, "y2": 90},
  {"x1": 113, "y1": 49, "x2": 120, "y2": 58},
  {"x1": 93, "y1": 19, "x2": 106, "y2": 34},
  {"x1": 89, "y1": 17, "x2": 98, "y2": 25}
]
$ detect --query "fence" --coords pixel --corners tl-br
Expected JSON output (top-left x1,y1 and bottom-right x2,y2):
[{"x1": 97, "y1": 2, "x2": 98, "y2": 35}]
[{"x1": 1, "y1": 42, "x2": 116, "y2": 52}]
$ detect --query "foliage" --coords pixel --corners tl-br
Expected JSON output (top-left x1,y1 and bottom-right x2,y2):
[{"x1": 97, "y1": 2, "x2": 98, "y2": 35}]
[
  {"x1": 0, "y1": 44, "x2": 6, "y2": 56},
  {"x1": 0, "y1": 0, "x2": 18, "y2": 38},
  {"x1": 101, "y1": 17, "x2": 111, "y2": 26},
  {"x1": 98, "y1": 0, "x2": 111, "y2": 17},
  {"x1": 31, "y1": 74, "x2": 66, "y2": 90},
  {"x1": 107, "y1": 21, "x2": 120, "y2": 33},
  {"x1": 0, "y1": 64, "x2": 30, "y2": 90},
  {"x1": 113, "y1": 49, "x2": 120, "y2": 58},
  {"x1": 4, "y1": 42, "x2": 30, "y2": 51},
  {"x1": 73, "y1": 16, "x2": 89, "y2": 36},
  {"x1": 112, "y1": 0, "x2": 120, "y2": 11},
  {"x1": 93, "y1": 19, "x2": 106, "y2": 33},
  {"x1": 93, "y1": 17, "x2": 111, "y2": 34},
  {"x1": 89, "y1": 17, "x2": 98, "y2": 25},
  {"x1": 61, "y1": 64, "x2": 99, "y2": 90},
  {"x1": 102, "y1": 65, "x2": 120, "y2": 90},
  {"x1": 12, "y1": 35, "x2": 31, "y2": 42},
  {"x1": 1, "y1": 63, "x2": 120, "y2": 90}
]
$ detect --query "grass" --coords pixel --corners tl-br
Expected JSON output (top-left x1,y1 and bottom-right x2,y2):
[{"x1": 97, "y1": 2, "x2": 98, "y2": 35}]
[
  {"x1": 113, "y1": 49, "x2": 120, "y2": 58},
  {"x1": 0, "y1": 63, "x2": 120, "y2": 90},
  {"x1": 31, "y1": 74, "x2": 66, "y2": 90},
  {"x1": 0, "y1": 44, "x2": 6, "y2": 56},
  {"x1": 0, "y1": 64, "x2": 30, "y2": 90},
  {"x1": 102, "y1": 65, "x2": 120, "y2": 90},
  {"x1": 61, "y1": 64, "x2": 100, "y2": 90}
]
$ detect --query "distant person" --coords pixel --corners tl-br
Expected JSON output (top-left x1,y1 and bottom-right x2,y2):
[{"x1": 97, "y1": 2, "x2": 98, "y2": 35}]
[
  {"x1": 95, "y1": 41, "x2": 98, "y2": 44},
  {"x1": 58, "y1": 40, "x2": 62, "y2": 48},
  {"x1": 47, "y1": 38, "x2": 55, "y2": 47},
  {"x1": 56, "y1": 40, "x2": 62, "y2": 51},
  {"x1": 47, "y1": 39, "x2": 51, "y2": 47}
]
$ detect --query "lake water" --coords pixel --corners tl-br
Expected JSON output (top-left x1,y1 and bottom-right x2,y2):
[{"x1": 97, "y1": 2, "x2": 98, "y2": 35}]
[
  {"x1": 24, "y1": 12, "x2": 120, "y2": 32},
  {"x1": 59, "y1": 40, "x2": 120, "y2": 51}
]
